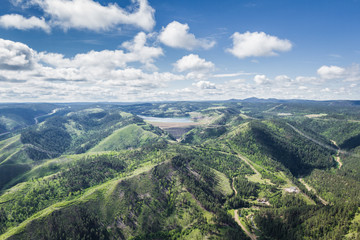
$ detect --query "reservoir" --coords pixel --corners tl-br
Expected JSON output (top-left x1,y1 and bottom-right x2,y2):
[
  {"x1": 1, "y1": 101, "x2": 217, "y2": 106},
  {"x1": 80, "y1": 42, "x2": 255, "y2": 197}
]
[{"x1": 138, "y1": 115, "x2": 194, "y2": 123}]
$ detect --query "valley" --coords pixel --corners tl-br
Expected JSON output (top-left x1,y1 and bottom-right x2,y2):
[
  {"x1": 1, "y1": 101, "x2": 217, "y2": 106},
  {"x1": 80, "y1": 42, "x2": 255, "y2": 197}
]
[{"x1": 0, "y1": 99, "x2": 360, "y2": 239}]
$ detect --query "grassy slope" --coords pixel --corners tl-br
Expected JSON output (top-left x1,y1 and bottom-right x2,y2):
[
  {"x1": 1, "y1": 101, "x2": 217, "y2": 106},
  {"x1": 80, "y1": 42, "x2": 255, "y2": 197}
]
[
  {"x1": 89, "y1": 124, "x2": 161, "y2": 152},
  {"x1": 0, "y1": 163, "x2": 157, "y2": 240},
  {"x1": 1, "y1": 102, "x2": 360, "y2": 240},
  {"x1": 0, "y1": 136, "x2": 22, "y2": 165},
  {"x1": 0, "y1": 136, "x2": 33, "y2": 190},
  {"x1": 213, "y1": 168, "x2": 233, "y2": 197},
  {"x1": 0, "y1": 162, "x2": 232, "y2": 240},
  {"x1": 0, "y1": 108, "x2": 143, "y2": 190}
]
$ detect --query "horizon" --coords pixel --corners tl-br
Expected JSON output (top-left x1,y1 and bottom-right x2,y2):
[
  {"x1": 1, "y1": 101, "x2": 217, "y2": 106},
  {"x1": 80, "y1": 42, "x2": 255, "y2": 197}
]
[
  {"x1": 1, "y1": 97, "x2": 360, "y2": 104},
  {"x1": 0, "y1": 0, "x2": 359, "y2": 102}
]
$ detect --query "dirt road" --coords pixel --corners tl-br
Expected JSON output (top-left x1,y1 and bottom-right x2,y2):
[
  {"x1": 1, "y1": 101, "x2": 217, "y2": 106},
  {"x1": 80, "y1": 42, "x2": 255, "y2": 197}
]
[
  {"x1": 299, "y1": 178, "x2": 328, "y2": 205},
  {"x1": 232, "y1": 178, "x2": 238, "y2": 195},
  {"x1": 234, "y1": 209, "x2": 257, "y2": 240},
  {"x1": 330, "y1": 140, "x2": 343, "y2": 169}
]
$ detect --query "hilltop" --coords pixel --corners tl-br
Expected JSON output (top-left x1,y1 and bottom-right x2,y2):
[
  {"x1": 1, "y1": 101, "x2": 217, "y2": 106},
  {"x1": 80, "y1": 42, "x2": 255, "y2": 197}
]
[{"x1": 0, "y1": 100, "x2": 360, "y2": 239}]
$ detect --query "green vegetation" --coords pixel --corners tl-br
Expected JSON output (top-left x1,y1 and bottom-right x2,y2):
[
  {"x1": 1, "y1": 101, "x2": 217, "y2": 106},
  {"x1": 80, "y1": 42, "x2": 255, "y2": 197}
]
[
  {"x1": 254, "y1": 203, "x2": 358, "y2": 240},
  {"x1": 213, "y1": 168, "x2": 233, "y2": 197},
  {"x1": 228, "y1": 120, "x2": 335, "y2": 176},
  {"x1": 0, "y1": 100, "x2": 360, "y2": 239},
  {"x1": 290, "y1": 117, "x2": 360, "y2": 148},
  {"x1": 89, "y1": 124, "x2": 166, "y2": 152}
]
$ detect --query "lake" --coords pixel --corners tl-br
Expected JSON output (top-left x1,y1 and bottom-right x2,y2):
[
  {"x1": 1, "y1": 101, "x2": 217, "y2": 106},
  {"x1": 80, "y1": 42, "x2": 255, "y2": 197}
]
[{"x1": 138, "y1": 115, "x2": 193, "y2": 123}]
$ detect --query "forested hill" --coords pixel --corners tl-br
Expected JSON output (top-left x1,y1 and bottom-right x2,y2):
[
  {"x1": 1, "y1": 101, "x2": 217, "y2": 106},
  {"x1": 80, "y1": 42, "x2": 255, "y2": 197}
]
[{"x1": 0, "y1": 100, "x2": 360, "y2": 239}]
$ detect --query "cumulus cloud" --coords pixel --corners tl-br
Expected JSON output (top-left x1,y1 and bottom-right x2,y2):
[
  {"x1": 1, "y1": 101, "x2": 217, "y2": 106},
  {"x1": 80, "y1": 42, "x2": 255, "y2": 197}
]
[
  {"x1": 317, "y1": 64, "x2": 360, "y2": 81},
  {"x1": 107, "y1": 68, "x2": 184, "y2": 87},
  {"x1": 0, "y1": 14, "x2": 50, "y2": 32},
  {"x1": 295, "y1": 76, "x2": 317, "y2": 83},
  {"x1": 317, "y1": 65, "x2": 346, "y2": 79},
  {"x1": 4, "y1": 0, "x2": 155, "y2": 32},
  {"x1": 275, "y1": 75, "x2": 292, "y2": 82},
  {"x1": 253, "y1": 74, "x2": 270, "y2": 85},
  {"x1": 0, "y1": 37, "x2": 186, "y2": 102},
  {"x1": 0, "y1": 38, "x2": 35, "y2": 70},
  {"x1": 173, "y1": 54, "x2": 214, "y2": 73},
  {"x1": 213, "y1": 72, "x2": 254, "y2": 78},
  {"x1": 39, "y1": 32, "x2": 163, "y2": 70},
  {"x1": 159, "y1": 21, "x2": 215, "y2": 50},
  {"x1": 228, "y1": 79, "x2": 246, "y2": 84},
  {"x1": 121, "y1": 32, "x2": 163, "y2": 70},
  {"x1": 227, "y1": 31, "x2": 292, "y2": 58},
  {"x1": 192, "y1": 80, "x2": 216, "y2": 89}
]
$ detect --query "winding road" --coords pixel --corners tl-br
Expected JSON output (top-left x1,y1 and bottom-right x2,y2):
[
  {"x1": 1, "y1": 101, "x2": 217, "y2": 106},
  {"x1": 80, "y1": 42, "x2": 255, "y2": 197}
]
[
  {"x1": 286, "y1": 123, "x2": 338, "y2": 152},
  {"x1": 232, "y1": 177, "x2": 238, "y2": 195},
  {"x1": 34, "y1": 108, "x2": 63, "y2": 124},
  {"x1": 330, "y1": 140, "x2": 343, "y2": 169},
  {"x1": 237, "y1": 154, "x2": 261, "y2": 176},
  {"x1": 232, "y1": 176, "x2": 257, "y2": 240},
  {"x1": 286, "y1": 123, "x2": 360, "y2": 161},
  {"x1": 299, "y1": 178, "x2": 329, "y2": 205},
  {"x1": 234, "y1": 209, "x2": 257, "y2": 240}
]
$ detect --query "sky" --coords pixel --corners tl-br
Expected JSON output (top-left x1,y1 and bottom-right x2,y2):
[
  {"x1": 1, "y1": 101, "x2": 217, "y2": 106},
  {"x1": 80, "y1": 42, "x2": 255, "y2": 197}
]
[{"x1": 0, "y1": 0, "x2": 359, "y2": 102}]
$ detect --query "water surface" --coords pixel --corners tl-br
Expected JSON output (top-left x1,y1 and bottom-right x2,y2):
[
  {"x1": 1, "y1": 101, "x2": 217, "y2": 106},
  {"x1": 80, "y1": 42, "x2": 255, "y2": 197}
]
[{"x1": 139, "y1": 115, "x2": 193, "y2": 123}]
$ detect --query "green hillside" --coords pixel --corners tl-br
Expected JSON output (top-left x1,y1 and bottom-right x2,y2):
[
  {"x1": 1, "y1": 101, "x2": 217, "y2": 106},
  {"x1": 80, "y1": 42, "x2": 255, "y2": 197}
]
[
  {"x1": 89, "y1": 124, "x2": 166, "y2": 152},
  {"x1": 0, "y1": 100, "x2": 359, "y2": 239},
  {"x1": 0, "y1": 136, "x2": 32, "y2": 190},
  {"x1": 0, "y1": 147, "x2": 249, "y2": 240}
]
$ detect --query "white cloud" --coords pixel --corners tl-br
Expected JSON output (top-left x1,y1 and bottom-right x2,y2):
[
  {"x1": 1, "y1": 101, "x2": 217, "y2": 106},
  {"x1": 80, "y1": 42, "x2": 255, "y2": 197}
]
[
  {"x1": 275, "y1": 75, "x2": 291, "y2": 82},
  {"x1": 227, "y1": 31, "x2": 292, "y2": 58},
  {"x1": 228, "y1": 79, "x2": 246, "y2": 84},
  {"x1": 213, "y1": 72, "x2": 254, "y2": 78},
  {"x1": 346, "y1": 64, "x2": 360, "y2": 81},
  {"x1": 6, "y1": 0, "x2": 155, "y2": 32},
  {"x1": 121, "y1": 32, "x2": 163, "y2": 70},
  {"x1": 274, "y1": 75, "x2": 294, "y2": 87},
  {"x1": 39, "y1": 32, "x2": 162, "y2": 70},
  {"x1": 317, "y1": 65, "x2": 346, "y2": 79},
  {"x1": 0, "y1": 14, "x2": 50, "y2": 32},
  {"x1": 317, "y1": 64, "x2": 360, "y2": 81},
  {"x1": 104, "y1": 68, "x2": 184, "y2": 88},
  {"x1": 253, "y1": 74, "x2": 270, "y2": 85},
  {"x1": 0, "y1": 38, "x2": 35, "y2": 70},
  {"x1": 173, "y1": 54, "x2": 214, "y2": 73},
  {"x1": 295, "y1": 76, "x2": 317, "y2": 83},
  {"x1": 192, "y1": 80, "x2": 216, "y2": 89},
  {"x1": 159, "y1": 21, "x2": 215, "y2": 50},
  {"x1": 0, "y1": 37, "x2": 187, "y2": 102}
]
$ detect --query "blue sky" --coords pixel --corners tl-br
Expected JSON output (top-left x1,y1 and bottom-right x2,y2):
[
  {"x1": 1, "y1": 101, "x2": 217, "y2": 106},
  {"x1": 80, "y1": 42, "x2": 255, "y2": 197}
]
[{"x1": 0, "y1": 0, "x2": 359, "y2": 102}]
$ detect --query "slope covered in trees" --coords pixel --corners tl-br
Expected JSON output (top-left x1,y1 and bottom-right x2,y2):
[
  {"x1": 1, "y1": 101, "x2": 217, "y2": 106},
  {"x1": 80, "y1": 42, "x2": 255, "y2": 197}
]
[{"x1": 0, "y1": 100, "x2": 359, "y2": 239}]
